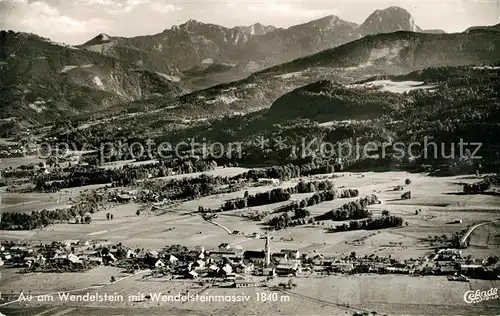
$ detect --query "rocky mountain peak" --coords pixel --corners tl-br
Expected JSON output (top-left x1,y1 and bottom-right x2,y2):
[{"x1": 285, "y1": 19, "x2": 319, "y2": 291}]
[
  {"x1": 358, "y1": 6, "x2": 421, "y2": 36},
  {"x1": 178, "y1": 19, "x2": 212, "y2": 33},
  {"x1": 296, "y1": 15, "x2": 358, "y2": 33},
  {"x1": 235, "y1": 23, "x2": 278, "y2": 36},
  {"x1": 83, "y1": 33, "x2": 112, "y2": 46}
]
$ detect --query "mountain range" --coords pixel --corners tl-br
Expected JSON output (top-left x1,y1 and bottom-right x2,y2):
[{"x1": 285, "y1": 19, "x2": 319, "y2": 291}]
[
  {"x1": 171, "y1": 29, "x2": 500, "y2": 117},
  {"x1": 1, "y1": 6, "x2": 498, "y2": 125},
  {"x1": 79, "y1": 6, "x2": 447, "y2": 87}
]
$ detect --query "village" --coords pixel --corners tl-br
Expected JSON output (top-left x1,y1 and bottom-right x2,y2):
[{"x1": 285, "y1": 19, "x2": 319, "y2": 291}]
[{"x1": 1, "y1": 229, "x2": 499, "y2": 294}]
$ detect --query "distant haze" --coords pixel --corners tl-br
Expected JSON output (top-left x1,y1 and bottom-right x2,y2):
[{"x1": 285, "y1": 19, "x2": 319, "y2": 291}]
[{"x1": 1, "y1": 0, "x2": 499, "y2": 45}]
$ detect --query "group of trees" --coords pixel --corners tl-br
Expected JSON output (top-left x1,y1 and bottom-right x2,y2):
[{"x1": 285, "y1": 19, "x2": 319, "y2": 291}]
[
  {"x1": 266, "y1": 185, "x2": 364, "y2": 229},
  {"x1": 315, "y1": 194, "x2": 380, "y2": 221},
  {"x1": 1, "y1": 190, "x2": 104, "y2": 230},
  {"x1": 463, "y1": 180, "x2": 491, "y2": 194},
  {"x1": 267, "y1": 212, "x2": 294, "y2": 230},
  {"x1": 293, "y1": 208, "x2": 310, "y2": 220},
  {"x1": 233, "y1": 161, "x2": 339, "y2": 182},
  {"x1": 70, "y1": 190, "x2": 106, "y2": 216},
  {"x1": 401, "y1": 191, "x2": 411, "y2": 199},
  {"x1": 198, "y1": 179, "x2": 348, "y2": 214},
  {"x1": 220, "y1": 188, "x2": 292, "y2": 212},
  {"x1": 294, "y1": 180, "x2": 335, "y2": 193},
  {"x1": 209, "y1": 179, "x2": 356, "y2": 215},
  {"x1": 77, "y1": 215, "x2": 92, "y2": 224},
  {"x1": 247, "y1": 189, "x2": 291, "y2": 207},
  {"x1": 272, "y1": 187, "x2": 360, "y2": 216},
  {"x1": 329, "y1": 215, "x2": 404, "y2": 233},
  {"x1": 338, "y1": 189, "x2": 359, "y2": 198},
  {"x1": 140, "y1": 174, "x2": 236, "y2": 203},
  {"x1": 34, "y1": 157, "x2": 219, "y2": 192},
  {"x1": 0, "y1": 208, "x2": 91, "y2": 230},
  {"x1": 160, "y1": 244, "x2": 199, "y2": 262}
]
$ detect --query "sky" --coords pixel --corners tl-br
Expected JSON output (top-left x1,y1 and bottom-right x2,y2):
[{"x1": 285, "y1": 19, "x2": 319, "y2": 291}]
[{"x1": 1, "y1": 0, "x2": 499, "y2": 45}]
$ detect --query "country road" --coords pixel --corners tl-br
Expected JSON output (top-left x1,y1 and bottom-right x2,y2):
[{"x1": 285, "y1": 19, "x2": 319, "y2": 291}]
[
  {"x1": 206, "y1": 219, "x2": 232, "y2": 234},
  {"x1": 460, "y1": 220, "x2": 499, "y2": 247}
]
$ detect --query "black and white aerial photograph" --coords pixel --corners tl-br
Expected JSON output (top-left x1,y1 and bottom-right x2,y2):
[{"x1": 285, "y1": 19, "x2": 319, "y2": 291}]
[{"x1": 0, "y1": 0, "x2": 499, "y2": 315}]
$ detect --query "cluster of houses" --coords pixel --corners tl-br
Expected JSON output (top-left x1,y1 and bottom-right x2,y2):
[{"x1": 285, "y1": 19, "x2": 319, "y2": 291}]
[
  {"x1": 309, "y1": 248, "x2": 499, "y2": 279},
  {"x1": 1, "y1": 240, "x2": 499, "y2": 284},
  {"x1": 422, "y1": 248, "x2": 500, "y2": 279},
  {"x1": 0, "y1": 136, "x2": 38, "y2": 158},
  {"x1": 129, "y1": 245, "x2": 303, "y2": 283},
  {"x1": 0, "y1": 240, "x2": 118, "y2": 272}
]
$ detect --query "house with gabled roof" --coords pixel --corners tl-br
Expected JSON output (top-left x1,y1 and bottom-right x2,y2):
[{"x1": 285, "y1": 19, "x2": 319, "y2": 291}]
[
  {"x1": 280, "y1": 249, "x2": 300, "y2": 260},
  {"x1": 168, "y1": 254, "x2": 179, "y2": 263},
  {"x1": 187, "y1": 270, "x2": 198, "y2": 279},
  {"x1": 155, "y1": 259, "x2": 166, "y2": 268}
]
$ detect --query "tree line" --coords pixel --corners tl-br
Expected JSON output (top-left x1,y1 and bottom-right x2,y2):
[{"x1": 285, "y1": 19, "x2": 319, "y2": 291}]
[
  {"x1": 314, "y1": 194, "x2": 380, "y2": 221},
  {"x1": 0, "y1": 209, "x2": 91, "y2": 230},
  {"x1": 34, "y1": 158, "x2": 218, "y2": 192},
  {"x1": 272, "y1": 188, "x2": 360, "y2": 217},
  {"x1": 232, "y1": 162, "x2": 339, "y2": 182},
  {"x1": 199, "y1": 188, "x2": 292, "y2": 213},
  {"x1": 199, "y1": 179, "x2": 344, "y2": 214},
  {"x1": 463, "y1": 180, "x2": 491, "y2": 194},
  {"x1": 139, "y1": 174, "x2": 240, "y2": 203},
  {"x1": 266, "y1": 193, "x2": 379, "y2": 230},
  {"x1": 328, "y1": 215, "x2": 404, "y2": 233}
]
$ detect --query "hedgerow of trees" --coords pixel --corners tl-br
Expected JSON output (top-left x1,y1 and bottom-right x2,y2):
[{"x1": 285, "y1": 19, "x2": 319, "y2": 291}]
[{"x1": 328, "y1": 215, "x2": 404, "y2": 233}]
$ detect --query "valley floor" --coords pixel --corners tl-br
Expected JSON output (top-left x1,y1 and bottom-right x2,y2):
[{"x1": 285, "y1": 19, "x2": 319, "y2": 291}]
[{"x1": 1, "y1": 171, "x2": 500, "y2": 315}]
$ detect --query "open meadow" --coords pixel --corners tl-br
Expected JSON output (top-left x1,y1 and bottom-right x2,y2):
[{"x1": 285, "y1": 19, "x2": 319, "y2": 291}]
[{"x1": 0, "y1": 184, "x2": 108, "y2": 214}]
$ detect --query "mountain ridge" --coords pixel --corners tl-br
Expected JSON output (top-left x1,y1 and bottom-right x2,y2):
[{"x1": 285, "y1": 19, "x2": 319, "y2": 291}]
[
  {"x1": 171, "y1": 30, "x2": 500, "y2": 117},
  {"x1": 2, "y1": 7, "x2": 498, "y2": 125},
  {"x1": 78, "y1": 6, "x2": 432, "y2": 86},
  {"x1": 0, "y1": 30, "x2": 188, "y2": 123}
]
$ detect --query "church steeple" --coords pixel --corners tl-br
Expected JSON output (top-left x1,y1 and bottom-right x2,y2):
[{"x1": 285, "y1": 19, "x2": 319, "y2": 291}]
[{"x1": 265, "y1": 232, "x2": 271, "y2": 266}]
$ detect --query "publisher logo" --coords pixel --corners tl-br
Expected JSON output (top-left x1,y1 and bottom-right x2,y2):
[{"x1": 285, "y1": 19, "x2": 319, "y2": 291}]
[{"x1": 463, "y1": 288, "x2": 499, "y2": 304}]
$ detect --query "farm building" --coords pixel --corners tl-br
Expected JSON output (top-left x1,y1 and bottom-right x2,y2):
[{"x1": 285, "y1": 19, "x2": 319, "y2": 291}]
[
  {"x1": 209, "y1": 250, "x2": 237, "y2": 258},
  {"x1": 257, "y1": 178, "x2": 280, "y2": 186},
  {"x1": 193, "y1": 260, "x2": 206, "y2": 269},
  {"x1": 330, "y1": 262, "x2": 354, "y2": 273},
  {"x1": 280, "y1": 249, "x2": 300, "y2": 260},
  {"x1": 276, "y1": 262, "x2": 301, "y2": 276},
  {"x1": 460, "y1": 264, "x2": 483, "y2": 270},
  {"x1": 154, "y1": 259, "x2": 166, "y2": 268},
  {"x1": 244, "y1": 250, "x2": 266, "y2": 261},
  {"x1": 262, "y1": 267, "x2": 276, "y2": 276},
  {"x1": 272, "y1": 253, "x2": 288, "y2": 261},
  {"x1": 233, "y1": 280, "x2": 262, "y2": 288},
  {"x1": 235, "y1": 262, "x2": 254, "y2": 274},
  {"x1": 219, "y1": 264, "x2": 233, "y2": 276},
  {"x1": 438, "y1": 249, "x2": 462, "y2": 257},
  {"x1": 187, "y1": 271, "x2": 199, "y2": 279}
]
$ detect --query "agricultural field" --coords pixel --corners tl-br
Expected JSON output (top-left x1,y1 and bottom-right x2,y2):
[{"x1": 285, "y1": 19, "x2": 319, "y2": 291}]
[
  {"x1": 0, "y1": 184, "x2": 107, "y2": 214},
  {"x1": 1, "y1": 272, "x2": 498, "y2": 315},
  {"x1": 0, "y1": 156, "x2": 44, "y2": 170},
  {"x1": 2, "y1": 171, "x2": 500, "y2": 258},
  {"x1": 469, "y1": 222, "x2": 500, "y2": 248}
]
